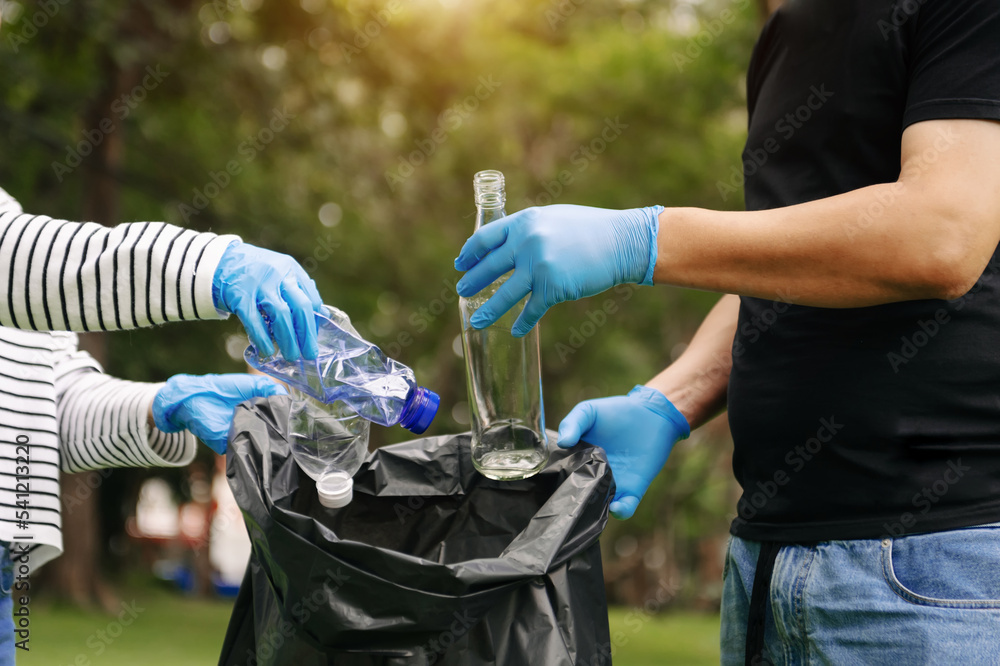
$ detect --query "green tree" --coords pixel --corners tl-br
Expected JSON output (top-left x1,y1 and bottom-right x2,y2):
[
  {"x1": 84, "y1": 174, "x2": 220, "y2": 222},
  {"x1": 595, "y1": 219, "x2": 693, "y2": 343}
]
[{"x1": 1, "y1": 0, "x2": 761, "y2": 608}]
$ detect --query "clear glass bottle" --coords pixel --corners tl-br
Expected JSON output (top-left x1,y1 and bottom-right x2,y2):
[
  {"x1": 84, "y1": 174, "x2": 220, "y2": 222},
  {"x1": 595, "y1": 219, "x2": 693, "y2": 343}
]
[{"x1": 459, "y1": 170, "x2": 549, "y2": 480}]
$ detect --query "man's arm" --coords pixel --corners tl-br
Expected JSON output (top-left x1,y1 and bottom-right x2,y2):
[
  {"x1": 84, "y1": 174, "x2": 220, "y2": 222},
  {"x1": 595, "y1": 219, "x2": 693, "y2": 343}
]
[
  {"x1": 555, "y1": 294, "x2": 738, "y2": 519},
  {"x1": 646, "y1": 293, "x2": 739, "y2": 428},
  {"x1": 655, "y1": 119, "x2": 1000, "y2": 306},
  {"x1": 455, "y1": 118, "x2": 1000, "y2": 331}
]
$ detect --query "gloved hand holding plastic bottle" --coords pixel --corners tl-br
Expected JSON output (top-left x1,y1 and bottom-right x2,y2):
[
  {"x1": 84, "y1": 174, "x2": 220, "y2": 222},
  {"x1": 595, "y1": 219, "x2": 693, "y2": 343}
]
[
  {"x1": 454, "y1": 204, "x2": 663, "y2": 337},
  {"x1": 557, "y1": 385, "x2": 689, "y2": 520},
  {"x1": 245, "y1": 304, "x2": 439, "y2": 434},
  {"x1": 213, "y1": 241, "x2": 325, "y2": 361},
  {"x1": 153, "y1": 374, "x2": 287, "y2": 454},
  {"x1": 244, "y1": 305, "x2": 440, "y2": 509}
]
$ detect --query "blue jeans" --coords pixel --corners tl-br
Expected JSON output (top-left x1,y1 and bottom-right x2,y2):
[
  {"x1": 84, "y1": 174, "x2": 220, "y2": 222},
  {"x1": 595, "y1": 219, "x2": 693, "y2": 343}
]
[
  {"x1": 0, "y1": 543, "x2": 14, "y2": 665},
  {"x1": 721, "y1": 523, "x2": 1000, "y2": 665}
]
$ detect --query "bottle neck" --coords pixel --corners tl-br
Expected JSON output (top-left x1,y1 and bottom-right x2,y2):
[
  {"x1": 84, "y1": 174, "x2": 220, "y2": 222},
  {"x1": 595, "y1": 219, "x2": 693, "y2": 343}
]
[{"x1": 475, "y1": 204, "x2": 506, "y2": 231}]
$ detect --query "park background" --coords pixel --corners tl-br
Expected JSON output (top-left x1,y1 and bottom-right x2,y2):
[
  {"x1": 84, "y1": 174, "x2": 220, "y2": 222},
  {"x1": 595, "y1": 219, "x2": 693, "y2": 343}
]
[{"x1": 0, "y1": 0, "x2": 773, "y2": 662}]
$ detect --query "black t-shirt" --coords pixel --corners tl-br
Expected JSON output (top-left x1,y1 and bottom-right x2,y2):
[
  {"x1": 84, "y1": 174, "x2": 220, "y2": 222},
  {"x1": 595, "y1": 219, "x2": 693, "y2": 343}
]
[{"x1": 729, "y1": 0, "x2": 1000, "y2": 541}]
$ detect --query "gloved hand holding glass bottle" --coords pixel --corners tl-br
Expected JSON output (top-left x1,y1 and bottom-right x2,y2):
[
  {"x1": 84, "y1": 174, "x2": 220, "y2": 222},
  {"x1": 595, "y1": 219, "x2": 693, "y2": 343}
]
[{"x1": 458, "y1": 170, "x2": 549, "y2": 481}]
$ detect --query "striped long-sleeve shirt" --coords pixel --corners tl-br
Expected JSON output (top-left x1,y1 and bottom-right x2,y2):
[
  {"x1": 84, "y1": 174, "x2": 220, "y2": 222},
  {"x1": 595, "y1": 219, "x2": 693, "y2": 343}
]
[
  {"x1": 0, "y1": 186, "x2": 237, "y2": 331},
  {"x1": 0, "y1": 185, "x2": 240, "y2": 570},
  {"x1": 1, "y1": 328, "x2": 196, "y2": 570}
]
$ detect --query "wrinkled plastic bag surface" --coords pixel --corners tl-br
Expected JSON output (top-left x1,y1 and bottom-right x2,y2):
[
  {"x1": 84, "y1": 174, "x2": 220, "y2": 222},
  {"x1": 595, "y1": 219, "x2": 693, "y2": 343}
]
[{"x1": 220, "y1": 396, "x2": 614, "y2": 666}]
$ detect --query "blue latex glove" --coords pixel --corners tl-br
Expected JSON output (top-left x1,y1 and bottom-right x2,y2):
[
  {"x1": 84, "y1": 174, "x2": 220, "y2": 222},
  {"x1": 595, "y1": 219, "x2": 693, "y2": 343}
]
[
  {"x1": 153, "y1": 374, "x2": 287, "y2": 454},
  {"x1": 213, "y1": 241, "x2": 324, "y2": 361},
  {"x1": 454, "y1": 204, "x2": 662, "y2": 337},
  {"x1": 557, "y1": 385, "x2": 689, "y2": 520}
]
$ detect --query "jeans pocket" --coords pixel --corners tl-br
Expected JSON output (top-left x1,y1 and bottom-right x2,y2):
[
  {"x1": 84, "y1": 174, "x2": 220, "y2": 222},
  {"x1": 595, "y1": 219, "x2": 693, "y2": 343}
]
[{"x1": 881, "y1": 522, "x2": 1000, "y2": 609}]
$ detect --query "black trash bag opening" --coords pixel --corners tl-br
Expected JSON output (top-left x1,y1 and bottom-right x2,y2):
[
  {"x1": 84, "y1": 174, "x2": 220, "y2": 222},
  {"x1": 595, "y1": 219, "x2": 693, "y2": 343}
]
[
  {"x1": 293, "y1": 473, "x2": 561, "y2": 565},
  {"x1": 223, "y1": 395, "x2": 615, "y2": 664}
]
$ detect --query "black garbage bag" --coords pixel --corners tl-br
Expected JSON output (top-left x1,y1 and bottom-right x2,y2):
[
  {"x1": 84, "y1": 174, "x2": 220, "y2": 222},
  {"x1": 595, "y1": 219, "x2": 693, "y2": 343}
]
[{"x1": 219, "y1": 396, "x2": 614, "y2": 666}]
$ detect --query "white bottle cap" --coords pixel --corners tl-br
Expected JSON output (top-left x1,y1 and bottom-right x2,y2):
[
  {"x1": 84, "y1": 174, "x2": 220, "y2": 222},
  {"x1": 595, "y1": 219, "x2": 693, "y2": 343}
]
[{"x1": 316, "y1": 471, "x2": 353, "y2": 509}]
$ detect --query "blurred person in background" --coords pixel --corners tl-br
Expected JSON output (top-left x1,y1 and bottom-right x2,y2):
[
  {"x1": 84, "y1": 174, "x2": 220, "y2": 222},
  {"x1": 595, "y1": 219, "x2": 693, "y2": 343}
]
[
  {"x1": 0, "y1": 178, "x2": 321, "y2": 663},
  {"x1": 456, "y1": 0, "x2": 1000, "y2": 662}
]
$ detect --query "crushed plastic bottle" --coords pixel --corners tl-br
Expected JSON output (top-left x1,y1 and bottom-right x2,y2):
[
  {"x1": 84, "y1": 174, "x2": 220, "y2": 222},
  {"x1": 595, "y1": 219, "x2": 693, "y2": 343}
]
[
  {"x1": 246, "y1": 305, "x2": 440, "y2": 434},
  {"x1": 287, "y1": 390, "x2": 369, "y2": 509}
]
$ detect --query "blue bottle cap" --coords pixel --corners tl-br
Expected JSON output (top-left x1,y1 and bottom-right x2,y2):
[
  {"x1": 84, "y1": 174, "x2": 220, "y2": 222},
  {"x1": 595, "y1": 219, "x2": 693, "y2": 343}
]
[{"x1": 399, "y1": 386, "x2": 440, "y2": 434}]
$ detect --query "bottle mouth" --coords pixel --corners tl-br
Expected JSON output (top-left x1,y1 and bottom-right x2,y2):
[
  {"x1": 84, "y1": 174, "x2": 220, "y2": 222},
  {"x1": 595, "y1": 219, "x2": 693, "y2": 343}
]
[
  {"x1": 474, "y1": 170, "x2": 505, "y2": 207},
  {"x1": 316, "y1": 471, "x2": 353, "y2": 508},
  {"x1": 399, "y1": 386, "x2": 440, "y2": 434}
]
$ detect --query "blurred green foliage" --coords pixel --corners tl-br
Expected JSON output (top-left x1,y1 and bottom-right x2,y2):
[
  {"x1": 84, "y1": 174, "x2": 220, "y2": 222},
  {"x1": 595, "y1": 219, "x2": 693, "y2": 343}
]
[{"x1": 1, "y1": 0, "x2": 759, "y2": 606}]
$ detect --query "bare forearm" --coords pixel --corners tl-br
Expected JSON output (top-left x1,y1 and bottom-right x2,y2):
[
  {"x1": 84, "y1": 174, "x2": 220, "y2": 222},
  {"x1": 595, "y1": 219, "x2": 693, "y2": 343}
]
[
  {"x1": 646, "y1": 294, "x2": 739, "y2": 429},
  {"x1": 655, "y1": 185, "x2": 971, "y2": 306},
  {"x1": 653, "y1": 120, "x2": 1000, "y2": 307}
]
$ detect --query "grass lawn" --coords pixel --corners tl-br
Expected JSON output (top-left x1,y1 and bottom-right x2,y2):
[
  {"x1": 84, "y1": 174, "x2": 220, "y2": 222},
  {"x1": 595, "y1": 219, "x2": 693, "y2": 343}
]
[
  {"x1": 21, "y1": 585, "x2": 720, "y2": 665},
  {"x1": 607, "y1": 608, "x2": 720, "y2": 665},
  {"x1": 20, "y1": 584, "x2": 233, "y2": 666}
]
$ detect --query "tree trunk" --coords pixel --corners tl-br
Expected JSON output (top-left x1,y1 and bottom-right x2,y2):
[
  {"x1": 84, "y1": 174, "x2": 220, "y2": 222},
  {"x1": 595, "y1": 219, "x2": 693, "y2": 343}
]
[
  {"x1": 41, "y1": 53, "x2": 142, "y2": 613},
  {"x1": 47, "y1": 329, "x2": 118, "y2": 611}
]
